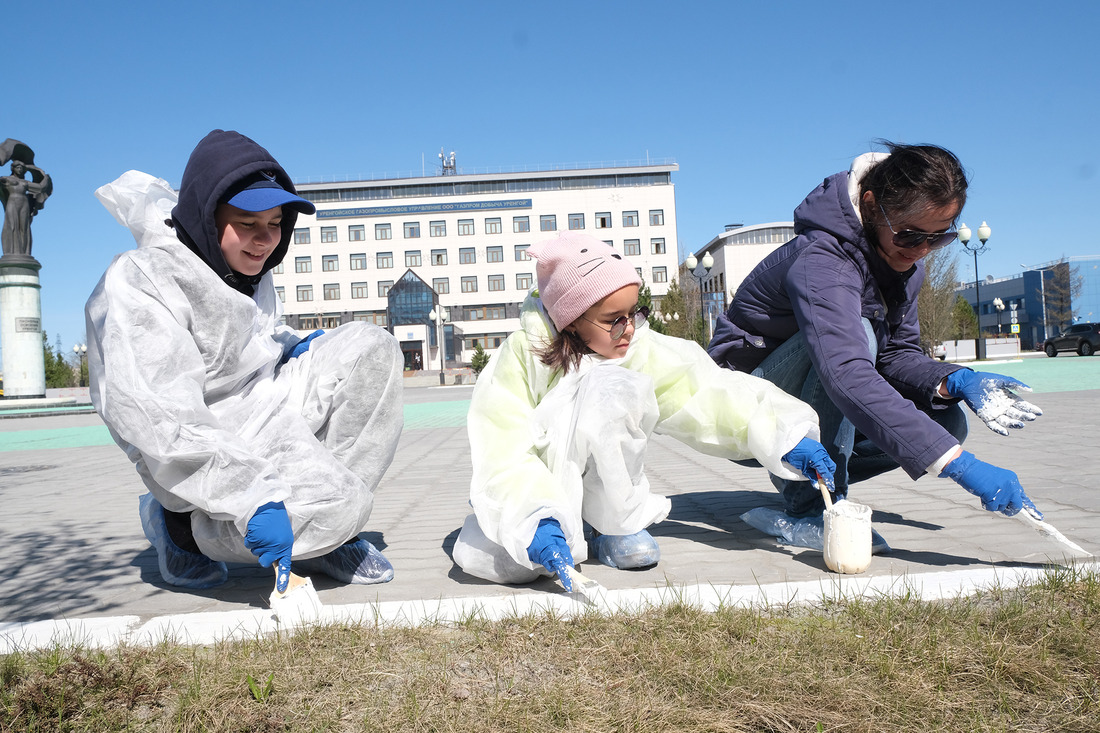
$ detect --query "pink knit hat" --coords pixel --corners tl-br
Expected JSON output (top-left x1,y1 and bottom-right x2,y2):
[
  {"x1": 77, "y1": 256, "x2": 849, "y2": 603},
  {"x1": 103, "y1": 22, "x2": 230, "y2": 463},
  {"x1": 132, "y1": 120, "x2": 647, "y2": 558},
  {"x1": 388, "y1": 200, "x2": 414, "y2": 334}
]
[{"x1": 528, "y1": 232, "x2": 642, "y2": 330}]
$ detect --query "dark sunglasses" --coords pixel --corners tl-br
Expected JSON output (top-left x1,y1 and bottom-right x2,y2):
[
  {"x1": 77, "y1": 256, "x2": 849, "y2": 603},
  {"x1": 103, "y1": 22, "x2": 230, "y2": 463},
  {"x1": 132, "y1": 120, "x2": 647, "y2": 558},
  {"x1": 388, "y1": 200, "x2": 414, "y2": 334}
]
[
  {"x1": 582, "y1": 305, "x2": 650, "y2": 340},
  {"x1": 879, "y1": 204, "x2": 958, "y2": 250}
]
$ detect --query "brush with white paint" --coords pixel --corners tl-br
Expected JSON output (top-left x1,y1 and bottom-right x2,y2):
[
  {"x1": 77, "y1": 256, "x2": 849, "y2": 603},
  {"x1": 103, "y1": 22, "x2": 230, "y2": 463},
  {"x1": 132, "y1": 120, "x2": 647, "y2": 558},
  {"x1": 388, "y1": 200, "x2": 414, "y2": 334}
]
[
  {"x1": 268, "y1": 561, "x2": 323, "y2": 626},
  {"x1": 560, "y1": 565, "x2": 607, "y2": 606},
  {"x1": 1017, "y1": 506, "x2": 1093, "y2": 558}
]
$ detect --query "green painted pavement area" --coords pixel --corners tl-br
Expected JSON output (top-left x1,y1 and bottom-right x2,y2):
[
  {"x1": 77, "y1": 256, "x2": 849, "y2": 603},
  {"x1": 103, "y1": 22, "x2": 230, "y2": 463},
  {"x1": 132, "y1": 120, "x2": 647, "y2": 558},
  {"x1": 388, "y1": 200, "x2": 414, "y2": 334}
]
[
  {"x1": 402, "y1": 399, "x2": 470, "y2": 429},
  {"x1": 1, "y1": 357, "x2": 1094, "y2": 454},
  {"x1": 0, "y1": 400, "x2": 472, "y2": 453},
  {"x1": 978, "y1": 356, "x2": 1099, "y2": 394}
]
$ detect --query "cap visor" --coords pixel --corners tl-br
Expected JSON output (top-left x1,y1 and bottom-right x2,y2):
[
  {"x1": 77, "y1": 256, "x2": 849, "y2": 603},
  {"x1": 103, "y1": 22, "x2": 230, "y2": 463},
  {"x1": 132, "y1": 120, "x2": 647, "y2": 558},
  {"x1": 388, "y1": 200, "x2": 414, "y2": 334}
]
[{"x1": 226, "y1": 187, "x2": 316, "y2": 214}]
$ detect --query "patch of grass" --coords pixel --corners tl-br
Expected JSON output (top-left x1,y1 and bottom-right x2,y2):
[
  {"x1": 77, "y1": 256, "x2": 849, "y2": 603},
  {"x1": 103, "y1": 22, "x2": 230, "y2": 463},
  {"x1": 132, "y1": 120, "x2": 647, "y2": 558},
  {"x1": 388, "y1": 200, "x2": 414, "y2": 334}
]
[{"x1": 2, "y1": 566, "x2": 1099, "y2": 732}]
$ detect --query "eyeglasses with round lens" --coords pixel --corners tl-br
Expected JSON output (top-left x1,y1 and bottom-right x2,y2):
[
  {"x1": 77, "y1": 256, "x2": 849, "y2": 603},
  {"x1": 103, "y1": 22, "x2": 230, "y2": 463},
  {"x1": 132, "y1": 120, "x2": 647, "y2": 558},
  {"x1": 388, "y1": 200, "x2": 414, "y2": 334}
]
[
  {"x1": 584, "y1": 305, "x2": 650, "y2": 340},
  {"x1": 879, "y1": 204, "x2": 958, "y2": 250}
]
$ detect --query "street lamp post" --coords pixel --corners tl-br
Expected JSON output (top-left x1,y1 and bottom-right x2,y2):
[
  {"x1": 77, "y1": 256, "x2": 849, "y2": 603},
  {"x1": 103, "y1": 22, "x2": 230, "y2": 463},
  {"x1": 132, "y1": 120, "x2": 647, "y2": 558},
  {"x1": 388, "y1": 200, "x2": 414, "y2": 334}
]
[
  {"x1": 959, "y1": 221, "x2": 991, "y2": 360},
  {"x1": 72, "y1": 343, "x2": 87, "y2": 387},
  {"x1": 428, "y1": 304, "x2": 449, "y2": 385},
  {"x1": 684, "y1": 251, "x2": 714, "y2": 344},
  {"x1": 993, "y1": 297, "x2": 1004, "y2": 333}
]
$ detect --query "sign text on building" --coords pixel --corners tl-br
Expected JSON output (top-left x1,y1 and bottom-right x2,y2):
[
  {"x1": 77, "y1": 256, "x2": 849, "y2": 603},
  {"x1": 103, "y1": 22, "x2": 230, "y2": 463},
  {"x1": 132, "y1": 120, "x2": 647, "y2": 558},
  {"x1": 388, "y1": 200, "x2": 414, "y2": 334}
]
[{"x1": 317, "y1": 199, "x2": 533, "y2": 220}]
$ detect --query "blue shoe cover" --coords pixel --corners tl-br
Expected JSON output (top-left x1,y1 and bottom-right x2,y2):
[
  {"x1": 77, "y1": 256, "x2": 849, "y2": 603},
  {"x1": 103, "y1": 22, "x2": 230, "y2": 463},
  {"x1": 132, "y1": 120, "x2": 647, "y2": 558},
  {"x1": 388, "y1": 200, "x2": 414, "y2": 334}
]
[
  {"x1": 296, "y1": 538, "x2": 394, "y2": 585},
  {"x1": 592, "y1": 529, "x2": 660, "y2": 569},
  {"x1": 739, "y1": 508, "x2": 891, "y2": 555},
  {"x1": 138, "y1": 493, "x2": 228, "y2": 589}
]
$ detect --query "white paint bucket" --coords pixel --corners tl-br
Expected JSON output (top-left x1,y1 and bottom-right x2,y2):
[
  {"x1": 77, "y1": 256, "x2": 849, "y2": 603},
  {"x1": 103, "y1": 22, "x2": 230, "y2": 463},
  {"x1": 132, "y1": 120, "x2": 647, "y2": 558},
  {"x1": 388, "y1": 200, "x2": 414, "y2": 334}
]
[{"x1": 823, "y1": 500, "x2": 873, "y2": 574}]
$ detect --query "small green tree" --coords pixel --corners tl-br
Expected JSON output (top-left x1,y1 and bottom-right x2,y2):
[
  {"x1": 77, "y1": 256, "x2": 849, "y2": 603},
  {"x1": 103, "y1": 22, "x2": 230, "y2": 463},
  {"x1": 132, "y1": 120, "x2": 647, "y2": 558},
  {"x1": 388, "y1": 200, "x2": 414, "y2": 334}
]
[
  {"x1": 951, "y1": 295, "x2": 977, "y2": 340},
  {"x1": 43, "y1": 333, "x2": 75, "y2": 388},
  {"x1": 654, "y1": 278, "x2": 690, "y2": 341},
  {"x1": 638, "y1": 282, "x2": 667, "y2": 334},
  {"x1": 470, "y1": 343, "x2": 490, "y2": 375}
]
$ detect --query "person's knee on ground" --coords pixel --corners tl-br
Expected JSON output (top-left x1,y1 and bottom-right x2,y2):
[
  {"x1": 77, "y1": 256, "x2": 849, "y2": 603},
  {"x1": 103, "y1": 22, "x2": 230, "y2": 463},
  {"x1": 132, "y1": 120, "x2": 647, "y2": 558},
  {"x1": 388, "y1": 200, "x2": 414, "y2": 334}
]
[
  {"x1": 452, "y1": 513, "x2": 544, "y2": 585},
  {"x1": 139, "y1": 493, "x2": 228, "y2": 589}
]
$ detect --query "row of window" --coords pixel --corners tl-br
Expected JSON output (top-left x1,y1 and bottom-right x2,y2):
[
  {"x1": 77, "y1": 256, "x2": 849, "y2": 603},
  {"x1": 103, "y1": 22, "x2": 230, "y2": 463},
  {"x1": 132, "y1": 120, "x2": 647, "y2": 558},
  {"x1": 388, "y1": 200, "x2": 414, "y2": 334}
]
[
  {"x1": 277, "y1": 238, "x2": 667, "y2": 274},
  {"x1": 298, "y1": 312, "x2": 387, "y2": 330},
  {"x1": 301, "y1": 172, "x2": 672, "y2": 205},
  {"x1": 292, "y1": 210, "x2": 666, "y2": 244},
  {"x1": 277, "y1": 266, "x2": 669, "y2": 303},
  {"x1": 293, "y1": 311, "x2": 521, "y2": 334}
]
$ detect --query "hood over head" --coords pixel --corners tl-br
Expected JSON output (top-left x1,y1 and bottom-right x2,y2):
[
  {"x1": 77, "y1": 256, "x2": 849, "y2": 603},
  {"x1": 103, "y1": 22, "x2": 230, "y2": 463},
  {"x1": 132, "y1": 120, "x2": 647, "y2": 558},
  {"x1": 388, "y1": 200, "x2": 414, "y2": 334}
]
[
  {"x1": 170, "y1": 130, "x2": 315, "y2": 295},
  {"x1": 793, "y1": 154, "x2": 917, "y2": 304}
]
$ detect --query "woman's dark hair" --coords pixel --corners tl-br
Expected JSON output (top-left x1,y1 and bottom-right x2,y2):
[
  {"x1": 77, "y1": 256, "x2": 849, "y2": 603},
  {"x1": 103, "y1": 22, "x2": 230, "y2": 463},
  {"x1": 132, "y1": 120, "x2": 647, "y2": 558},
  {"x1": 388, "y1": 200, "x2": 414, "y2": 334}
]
[
  {"x1": 858, "y1": 142, "x2": 969, "y2": 225},
  {"x1": 535, "y1": 328, "x2": 591, "y2": 374}
]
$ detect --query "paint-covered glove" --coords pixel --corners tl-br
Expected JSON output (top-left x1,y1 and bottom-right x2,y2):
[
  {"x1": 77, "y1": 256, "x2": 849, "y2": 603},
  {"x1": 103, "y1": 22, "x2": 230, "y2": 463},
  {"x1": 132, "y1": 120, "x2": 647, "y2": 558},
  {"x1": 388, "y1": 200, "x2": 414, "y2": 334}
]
[
  {"x1": 288, "y1": 329, "x2": 325, "y2": 360},
  {"x1": 245, "y1": 501, "x2": 295, "y2": 590},
  {"x1": 526, "y1": 518, "x2": 575, "y2": 592},
  {"x1": 939, "y1": 450, "x2": 1041, "y2": 518},
  {"x1": 945, "y1": 369, "x2": 1042, "y2": 436},
  {"x1": 782, "y1": 438, "x2": 838, "y2": 495}
]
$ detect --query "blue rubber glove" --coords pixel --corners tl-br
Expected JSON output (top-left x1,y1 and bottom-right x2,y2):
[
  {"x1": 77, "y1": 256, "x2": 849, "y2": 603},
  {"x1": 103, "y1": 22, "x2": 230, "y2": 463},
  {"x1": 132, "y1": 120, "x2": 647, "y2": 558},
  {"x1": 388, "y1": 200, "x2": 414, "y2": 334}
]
[
  {"x1": 939, "y1": 450, "x2": 1041, "y2": 518},
  {"x1": 525, "y1": 518, "x2": 575, "y2": 592},
  {"x1": 945, "y1": 369, "x2": 1042, "y2": 436},
  {"x1": 782, "y1": 438, "x2": 838, "y2": 495},
  {"x1": 244, "y1": 501, "x2": 295, "y2": 589},
  {"x1": 289, "y1": 329, "x2": 325, "y2": 360}
]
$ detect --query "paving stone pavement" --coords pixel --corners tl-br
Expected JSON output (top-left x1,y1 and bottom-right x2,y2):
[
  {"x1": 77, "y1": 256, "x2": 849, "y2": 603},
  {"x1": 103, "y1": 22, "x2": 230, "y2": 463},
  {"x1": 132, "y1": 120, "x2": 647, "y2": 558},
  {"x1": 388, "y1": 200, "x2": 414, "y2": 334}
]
[{"x1": 1, "y1": 358, "x2": 1098, "y2": 650}]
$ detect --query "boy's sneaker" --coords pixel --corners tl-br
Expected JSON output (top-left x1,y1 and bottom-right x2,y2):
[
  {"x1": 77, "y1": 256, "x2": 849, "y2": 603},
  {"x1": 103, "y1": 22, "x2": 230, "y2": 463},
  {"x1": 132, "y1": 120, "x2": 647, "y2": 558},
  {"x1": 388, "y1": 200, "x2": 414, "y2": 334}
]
[
  {"x1": 296, "y1": 538, "x2": 394, "y2": 585},
  {"x1": 138, "y1": 493, "x2": 228, "y2": 589},
  {"x1": 591, "y1": 529, "x2": 660, "y2": 569}
]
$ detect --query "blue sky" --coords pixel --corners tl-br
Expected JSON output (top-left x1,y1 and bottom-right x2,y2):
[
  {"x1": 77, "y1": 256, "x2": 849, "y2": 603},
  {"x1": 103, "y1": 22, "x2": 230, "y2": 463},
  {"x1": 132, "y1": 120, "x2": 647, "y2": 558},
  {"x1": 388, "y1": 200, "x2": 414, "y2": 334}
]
[{"x1": 6, "y1": 1, "x2": 1099, "y2": 352}]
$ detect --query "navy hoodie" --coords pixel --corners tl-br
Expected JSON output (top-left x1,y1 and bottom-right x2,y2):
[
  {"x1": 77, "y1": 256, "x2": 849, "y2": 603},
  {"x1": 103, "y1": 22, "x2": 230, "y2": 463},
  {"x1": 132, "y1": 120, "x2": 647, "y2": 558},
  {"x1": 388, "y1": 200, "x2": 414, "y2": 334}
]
[
  {"x1": 708, "y1": 169, "x2": 963, "y2": 479},
  {"x1": 171, "y1": 130, "x2": 305, "y2": 296}
]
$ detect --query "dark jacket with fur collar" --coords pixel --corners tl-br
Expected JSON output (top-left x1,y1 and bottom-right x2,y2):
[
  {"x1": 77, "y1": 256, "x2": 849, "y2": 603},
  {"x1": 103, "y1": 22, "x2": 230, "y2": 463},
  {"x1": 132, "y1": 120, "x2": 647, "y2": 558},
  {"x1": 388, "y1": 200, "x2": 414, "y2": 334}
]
[{"x1": 708, "y1": 168, "x2": 964, "y2": 479}]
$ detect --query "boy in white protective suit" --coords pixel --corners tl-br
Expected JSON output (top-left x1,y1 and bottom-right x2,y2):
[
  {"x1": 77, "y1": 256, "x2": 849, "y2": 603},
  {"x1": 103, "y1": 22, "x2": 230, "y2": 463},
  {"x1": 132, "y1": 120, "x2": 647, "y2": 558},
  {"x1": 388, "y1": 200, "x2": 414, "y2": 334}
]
[
  {"x1": 452, "y1": 231, "x2": 837, "y2": 591},
  {"x1": 86, "y1": 130, "x2": 404, "y2": 592}
]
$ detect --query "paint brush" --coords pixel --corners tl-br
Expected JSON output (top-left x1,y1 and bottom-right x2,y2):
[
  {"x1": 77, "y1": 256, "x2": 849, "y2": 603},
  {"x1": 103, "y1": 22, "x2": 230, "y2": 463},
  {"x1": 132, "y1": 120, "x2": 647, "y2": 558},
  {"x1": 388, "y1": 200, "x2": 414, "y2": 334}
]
[
  {"x1": 560, "y1": 565, "x2": 607, "y2": 605},
  {"x1": 1017, "y1": 506, "x2": 1093, "y2": 558},
  {"x1": 269, "y1": 564, "x2": 323, "y2": 626}
]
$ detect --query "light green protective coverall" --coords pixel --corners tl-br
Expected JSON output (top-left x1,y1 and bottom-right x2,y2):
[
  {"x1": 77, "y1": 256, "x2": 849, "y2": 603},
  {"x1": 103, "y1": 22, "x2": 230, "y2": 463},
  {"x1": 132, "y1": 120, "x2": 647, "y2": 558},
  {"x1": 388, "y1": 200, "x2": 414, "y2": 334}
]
[{"x1": 453, "y1": 294, "x2": 821, "y2": 584}]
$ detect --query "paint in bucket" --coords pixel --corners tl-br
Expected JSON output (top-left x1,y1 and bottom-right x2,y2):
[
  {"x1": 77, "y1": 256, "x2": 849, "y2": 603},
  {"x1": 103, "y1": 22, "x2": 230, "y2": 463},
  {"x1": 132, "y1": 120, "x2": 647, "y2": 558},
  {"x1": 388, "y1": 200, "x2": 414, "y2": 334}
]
[{"x1": 823, "y1": 500, "x2": 873, "y2": 574}]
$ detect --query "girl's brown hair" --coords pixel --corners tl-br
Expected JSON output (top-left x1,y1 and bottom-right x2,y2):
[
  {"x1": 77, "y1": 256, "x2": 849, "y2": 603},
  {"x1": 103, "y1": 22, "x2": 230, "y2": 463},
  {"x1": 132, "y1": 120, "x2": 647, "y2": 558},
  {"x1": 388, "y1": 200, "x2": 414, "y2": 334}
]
[{"x1": 534, "y1": 327, "x2": 591, "y2": 374}]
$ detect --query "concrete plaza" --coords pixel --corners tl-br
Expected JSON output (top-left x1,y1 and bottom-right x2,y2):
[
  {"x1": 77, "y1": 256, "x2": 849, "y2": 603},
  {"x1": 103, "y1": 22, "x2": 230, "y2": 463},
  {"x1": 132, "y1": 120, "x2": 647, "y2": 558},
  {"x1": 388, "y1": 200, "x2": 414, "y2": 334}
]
[{"x1": 1, "y1": 356, "x2": 1098, "y2": 651}]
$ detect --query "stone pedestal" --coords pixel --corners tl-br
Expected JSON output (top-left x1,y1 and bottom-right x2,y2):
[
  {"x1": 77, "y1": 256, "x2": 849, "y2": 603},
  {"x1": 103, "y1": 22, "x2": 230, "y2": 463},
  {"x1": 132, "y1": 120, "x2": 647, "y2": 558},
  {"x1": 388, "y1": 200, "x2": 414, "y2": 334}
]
[{"x1": 0, "y1": 255, "x2": 46, "y2": 398}]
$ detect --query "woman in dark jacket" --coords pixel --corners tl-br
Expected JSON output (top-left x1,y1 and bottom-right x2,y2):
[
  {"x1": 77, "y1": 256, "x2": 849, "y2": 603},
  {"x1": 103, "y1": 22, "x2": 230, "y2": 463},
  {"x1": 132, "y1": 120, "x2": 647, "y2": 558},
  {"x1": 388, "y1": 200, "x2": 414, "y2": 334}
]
[{"x1": 709, "y1": 143, "x2": 1043, "y2": 532}]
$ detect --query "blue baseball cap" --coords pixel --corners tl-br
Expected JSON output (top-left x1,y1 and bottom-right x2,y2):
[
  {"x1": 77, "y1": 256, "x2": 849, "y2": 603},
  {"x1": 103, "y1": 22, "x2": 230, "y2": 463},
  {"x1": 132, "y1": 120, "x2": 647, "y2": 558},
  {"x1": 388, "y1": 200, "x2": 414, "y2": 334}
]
[{"x1": 225, "y1": 172, "x2": 316, "y2": 214}]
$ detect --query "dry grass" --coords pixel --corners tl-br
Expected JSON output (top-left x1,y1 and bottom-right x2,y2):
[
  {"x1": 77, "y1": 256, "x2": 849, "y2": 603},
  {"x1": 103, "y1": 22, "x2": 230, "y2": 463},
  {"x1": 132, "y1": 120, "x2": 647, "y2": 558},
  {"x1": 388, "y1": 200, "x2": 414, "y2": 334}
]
[{"x1": 2, "y1": 566, "x2": 1098, "y2": 732}]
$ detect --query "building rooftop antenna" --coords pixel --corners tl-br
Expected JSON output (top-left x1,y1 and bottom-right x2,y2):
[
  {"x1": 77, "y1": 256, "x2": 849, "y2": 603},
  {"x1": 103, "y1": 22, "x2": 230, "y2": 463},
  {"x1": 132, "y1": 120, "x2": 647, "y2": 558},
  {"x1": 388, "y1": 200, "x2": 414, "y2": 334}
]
[{"x1": 439, "y1": 148, "x2": 457, "y2": 176}]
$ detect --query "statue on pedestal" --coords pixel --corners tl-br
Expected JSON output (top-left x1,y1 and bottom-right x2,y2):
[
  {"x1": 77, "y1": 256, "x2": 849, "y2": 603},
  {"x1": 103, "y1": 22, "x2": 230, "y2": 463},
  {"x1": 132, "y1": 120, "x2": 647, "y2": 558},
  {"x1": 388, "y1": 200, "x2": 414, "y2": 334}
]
[{"x1": 0, "y1": 139, "x2": 52, "y2": 259}]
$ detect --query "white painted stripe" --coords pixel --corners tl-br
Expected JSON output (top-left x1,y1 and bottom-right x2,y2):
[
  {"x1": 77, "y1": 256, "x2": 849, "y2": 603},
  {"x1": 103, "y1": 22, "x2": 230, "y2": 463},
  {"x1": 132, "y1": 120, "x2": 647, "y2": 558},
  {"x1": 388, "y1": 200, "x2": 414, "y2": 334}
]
[{"x1": 3, "y1": 562, "x2": 1096, "y2": 654}]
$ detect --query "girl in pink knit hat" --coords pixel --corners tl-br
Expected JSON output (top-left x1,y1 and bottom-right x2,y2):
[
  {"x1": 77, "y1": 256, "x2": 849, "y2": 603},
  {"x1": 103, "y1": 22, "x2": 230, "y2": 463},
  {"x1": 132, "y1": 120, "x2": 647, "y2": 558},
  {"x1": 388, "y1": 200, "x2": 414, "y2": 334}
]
[{"x1": 453, "y1": 231, "x2": 835, "y2": 591}]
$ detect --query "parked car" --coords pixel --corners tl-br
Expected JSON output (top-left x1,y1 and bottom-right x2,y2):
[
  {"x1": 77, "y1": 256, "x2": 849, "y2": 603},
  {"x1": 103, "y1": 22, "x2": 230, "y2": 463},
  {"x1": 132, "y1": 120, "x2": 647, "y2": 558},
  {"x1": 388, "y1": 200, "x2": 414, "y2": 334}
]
[
  {"x1": 933, "y1": 343, "x2": 947, "y2": 361},
  {"x1": 1043, "y1": 322, "x2": 1100, "y2": 357}
]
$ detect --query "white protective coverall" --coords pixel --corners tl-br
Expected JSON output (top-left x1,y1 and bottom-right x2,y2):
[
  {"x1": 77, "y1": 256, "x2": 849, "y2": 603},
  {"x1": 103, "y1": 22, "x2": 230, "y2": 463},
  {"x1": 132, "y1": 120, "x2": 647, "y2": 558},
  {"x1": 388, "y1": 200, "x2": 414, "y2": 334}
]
[
  {"x1": 85, "y1": 171, "x2": 403, "y2": 563},
  {"x1": 453, "y1": 295, "x2": 821, "y2": 584}
]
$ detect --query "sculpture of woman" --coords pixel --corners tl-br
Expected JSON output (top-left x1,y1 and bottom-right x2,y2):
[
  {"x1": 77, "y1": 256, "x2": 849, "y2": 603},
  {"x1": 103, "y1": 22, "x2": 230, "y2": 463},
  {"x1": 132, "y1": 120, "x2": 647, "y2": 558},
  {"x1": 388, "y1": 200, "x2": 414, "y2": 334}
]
[{"x1": 0, "y1": 139, "x2": 52, "y2": 258}]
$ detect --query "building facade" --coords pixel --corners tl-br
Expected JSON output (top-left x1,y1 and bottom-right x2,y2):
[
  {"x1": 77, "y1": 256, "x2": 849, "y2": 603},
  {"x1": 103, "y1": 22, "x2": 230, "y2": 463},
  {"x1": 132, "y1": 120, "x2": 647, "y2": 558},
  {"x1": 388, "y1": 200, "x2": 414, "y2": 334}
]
[
  {"x1": 273, "y1": 162, "x2": 679, "y2": 370},
  {"x1": 962, "y1": 256, "x2": 1100, "y2": 349},
  {"x1": 686, "y1": 222, "x2": 796, "y2": 341}
]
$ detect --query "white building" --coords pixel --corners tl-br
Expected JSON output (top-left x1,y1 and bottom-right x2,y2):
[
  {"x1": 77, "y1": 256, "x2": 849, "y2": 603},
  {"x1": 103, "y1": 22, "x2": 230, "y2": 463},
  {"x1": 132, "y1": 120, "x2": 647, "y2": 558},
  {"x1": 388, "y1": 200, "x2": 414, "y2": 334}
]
[
  {"x1": 274, "y1": 161, "x2": 680, "y2": 372},
  {"x1": 686, "y1": 222, "x2": 795, "y2": 339}
]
